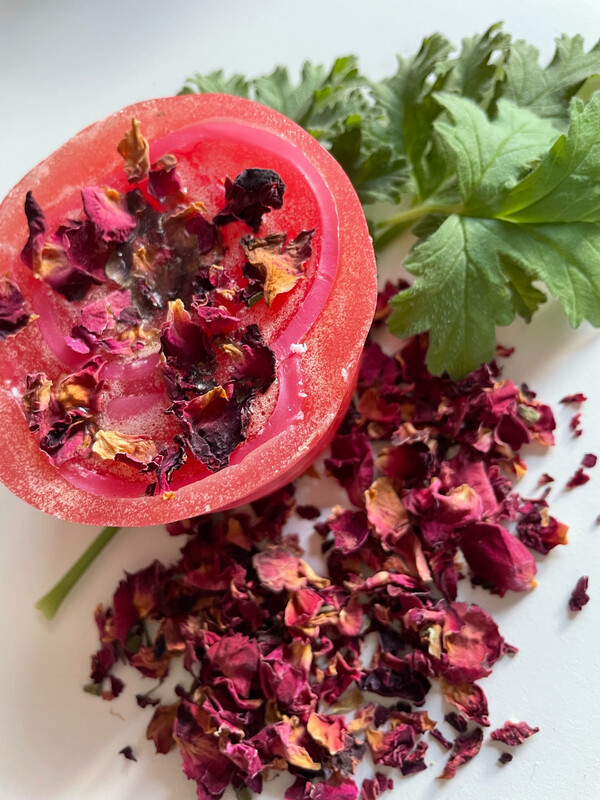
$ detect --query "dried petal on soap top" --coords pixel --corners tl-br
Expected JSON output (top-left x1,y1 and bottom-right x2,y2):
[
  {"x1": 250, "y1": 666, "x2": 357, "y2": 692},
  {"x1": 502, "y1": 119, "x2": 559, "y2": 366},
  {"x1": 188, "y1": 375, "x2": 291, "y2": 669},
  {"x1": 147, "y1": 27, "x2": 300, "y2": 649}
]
[
  {"x1": 81, "y1": 186, "x2": 137, "y2": 243},
  {"x1": 21, "y1": 193, "x2": 103, "y2": 301},
  {"x1": 214, "y1": 168, "x2": 286, "y2": 230},
  {"x1": 241, "y1": 229, "x2": 314, "y2": 306},
  {"x1": 92, "y1": 430, "x2": 157, "y2": 466},
  {"x1": 176, "y1": 385, "x2": 251, "y2": 471},
  {"x1": 117, "y1": 118, "x2": 150, "y2": 183},
  {"x1": 148, "y1": 154, "x2": 185, "y2": 205},
  {"x1": 0, "y1": 276, "x2": 34, "y2": 341}
]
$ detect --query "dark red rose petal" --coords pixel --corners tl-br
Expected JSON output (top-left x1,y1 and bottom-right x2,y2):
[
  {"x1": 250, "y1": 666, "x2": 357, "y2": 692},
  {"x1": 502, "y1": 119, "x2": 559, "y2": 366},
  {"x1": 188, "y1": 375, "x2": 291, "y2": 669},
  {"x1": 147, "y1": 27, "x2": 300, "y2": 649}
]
[{"x1": 569, "y1": 575, "x2": 590, "y2": 611}]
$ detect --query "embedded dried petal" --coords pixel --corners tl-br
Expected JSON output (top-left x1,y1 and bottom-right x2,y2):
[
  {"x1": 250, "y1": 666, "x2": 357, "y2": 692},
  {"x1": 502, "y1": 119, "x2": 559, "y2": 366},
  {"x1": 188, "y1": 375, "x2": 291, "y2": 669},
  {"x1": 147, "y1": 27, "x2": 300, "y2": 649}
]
[
  {"x1": 148, "y1": 154, "x2": 184, "y2": 203},
  {"x1": 242, "y1": 230, "x2": 313, "y2": 306},
  {"x1": 174, "y1": 708, "x2": 235, "y2": 798},
  {"x1": 178, "y1": 385, "x2": 249, "y2": 471},
  {"x1": 56, "y1": 357, "x2": 105, "y2": 412},
  {"x1": 460, "y1": 523, "x2": 537, "y2": 595},
  {"x1": 81, "y1": 186, "x2": 137, "y2": 243},
  {"x1": 161, "y1": 299, "x2": 216, "y2": 380},
  {"x1": 143, "y1": 435, "x2": 188, "y2": 495},
  {"x1": 92, "y1": 429, "x2": 157, "y2": 465},
  {"x1": 21, "y1": 191, "x2": 46, "y2": 269},
  {"x1": 192, "y1": 302, "x2": 240, "y2": 336},
  {"x1": 0, "y1": 276, "x2": 34, "y2": 340},
  {"x1": 117, "y1": 118, "x2": 150, "y2": 183},
  {"x1": 490, "y1": 720, "x2": 539, "y2": 745},
  {"x1": 441, "y1": 603, "x2": 512, "y2": 683},
  {"x1": 22, "y1": 373, "x2": 52, "y2": 431},
  {"x1": 214, "y1": 168, "x2": 285, "y2": 230},
  {"x1": 231, "y1": 324, "x2": 276, "y2": 396}
]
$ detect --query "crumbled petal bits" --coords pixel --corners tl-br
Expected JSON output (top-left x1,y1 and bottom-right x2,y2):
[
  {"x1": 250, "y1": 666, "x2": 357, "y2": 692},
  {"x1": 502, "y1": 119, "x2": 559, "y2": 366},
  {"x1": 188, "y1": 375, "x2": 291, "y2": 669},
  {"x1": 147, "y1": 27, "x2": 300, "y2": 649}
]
[
  {"x1": 566, "y1": 468, "x2": 590, "y2": 489},
  {"x1": 498, "y1": 752, "x2": 513, "y2": 765},
  {"x1": 118, "y1": 745, "x2": 138, "y2": 762},
  {"x1": 490, "y1": 720, "x2": 539, "y2": 746},
  {"x1": 16, "y1": 122, "x2": 302, "y2": 494},
  {"x1": 560, "y1": 393, "x2": 587, "y2": 404},
  {"x1": 569, "y1": 576, "x2": 590, "y2": 611},
  {"x1": 87, "y1": 294, "x2": 576, "y2": 795}
]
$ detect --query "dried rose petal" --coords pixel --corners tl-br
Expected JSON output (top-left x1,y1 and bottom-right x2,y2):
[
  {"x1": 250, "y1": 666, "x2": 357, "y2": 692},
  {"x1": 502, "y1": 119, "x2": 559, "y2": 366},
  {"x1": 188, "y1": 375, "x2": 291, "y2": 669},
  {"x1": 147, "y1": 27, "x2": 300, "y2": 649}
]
[
  {"x1": 365, "y1": 477, "x2": 410, "y2": 550},
  {"x1": 307, "y1": 712, "x2": 349, "y2": 755},
  {"x1": 147, "y1": 703, "x2": 179, "y2": 754},
  {"x1": 459, "y1": 523, "x2": 537, "y2": 595},
  {"x1": 566, "y1": 467, "x2": 590, "y2": 489},
  {"x1": 439, "y1": 727, "x2": 483, "y2": 780},
  {"x1": 214, "y1": 168, "x2": 285, "y2": 230},
  {"x1": 0, "y1": 276, "x2": 34, "y2": 340},
  {"x1": 516, "y1": 499, "x2": 568, "y2": 555},
  {"x1": 241, "y1": 229, "x2": 313, "y2": 306},
  {"x1": 582, "y1": 453, "x2": 597, "y2": 468},
  {"x1": 560, "y1": 393, "x2": 587, "y2": 404},
  {"x1": 490, "y1": 720, "x2": 539, "y2": 745},
  {"x1": 148, "y1": 154, "x2": 184, "y2": 203},
  {"x1": 326, "y1": 508, "x2": 370, "y2": 554},
  {"x1": 569, "y1": 575, "x2": 590, "y2": 611},
  {"x1": 81, "y1": 186, "x2": 137, "y2": 243},
  {"x1": 325, "y1": 431, "x2": 375, "y2": 508},
  {"x1": 441, "y1": 679, "x2": 489, "y2": 726},
  {"x1": 430, "y1": 728, "x2": 452, "y2": 750},
  {"x1": 117, "y1": 118, "x2": 150, "y2": 183}
]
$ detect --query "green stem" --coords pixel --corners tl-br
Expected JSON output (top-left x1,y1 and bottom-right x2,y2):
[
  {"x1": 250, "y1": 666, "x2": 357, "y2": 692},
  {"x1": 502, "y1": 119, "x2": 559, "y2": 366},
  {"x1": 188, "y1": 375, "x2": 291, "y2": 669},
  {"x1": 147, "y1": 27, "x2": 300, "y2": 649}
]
[
  {"x1": 35, "y1": 526, "x2": 121, "y2": 620},
  {"x1": 375, "y1": 201, "x2": 464, "y2": 231}
]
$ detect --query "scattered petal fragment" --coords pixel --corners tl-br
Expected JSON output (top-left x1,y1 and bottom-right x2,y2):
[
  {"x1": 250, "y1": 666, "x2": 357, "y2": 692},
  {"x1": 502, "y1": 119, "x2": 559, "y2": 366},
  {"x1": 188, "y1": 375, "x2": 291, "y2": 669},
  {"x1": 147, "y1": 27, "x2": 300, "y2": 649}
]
[{"x1": 569, "y1": 576, "x2": 590, "y2": 611}]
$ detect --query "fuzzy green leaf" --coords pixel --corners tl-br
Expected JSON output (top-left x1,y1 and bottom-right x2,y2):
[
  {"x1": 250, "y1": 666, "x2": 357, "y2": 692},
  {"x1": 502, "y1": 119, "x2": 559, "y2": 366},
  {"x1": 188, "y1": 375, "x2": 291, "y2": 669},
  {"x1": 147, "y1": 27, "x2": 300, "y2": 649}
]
[
  {"x1": 433, "y1": 94, "x2": 558, "y2": 212},
  {"x1": 388, "y1": 215, "x2": 515, "y2": 377},
  {"x1": 504, "y1": 34, "x2": 600, "y2": 127},
  {"x1": 499, "y1": 94, "x2": 600, "y2": 222},
  {"x1": 179, "y1": 69, "x2": 250, "y2": 97}
]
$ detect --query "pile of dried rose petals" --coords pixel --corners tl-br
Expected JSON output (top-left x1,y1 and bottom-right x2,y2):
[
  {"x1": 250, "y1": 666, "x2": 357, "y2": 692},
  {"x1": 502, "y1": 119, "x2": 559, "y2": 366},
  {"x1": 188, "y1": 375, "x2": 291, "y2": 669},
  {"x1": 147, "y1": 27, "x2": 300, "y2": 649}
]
[{"x1": 89, "y1": 298, "x2": 568, "y2": 799}]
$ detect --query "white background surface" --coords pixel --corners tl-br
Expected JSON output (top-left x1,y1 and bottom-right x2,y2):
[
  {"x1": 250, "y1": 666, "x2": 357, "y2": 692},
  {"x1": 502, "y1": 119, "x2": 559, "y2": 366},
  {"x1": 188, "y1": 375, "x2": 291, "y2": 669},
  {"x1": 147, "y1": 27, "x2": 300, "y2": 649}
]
[{"x1": 1, "y1": 2, "x2": 600, "y2": 799}]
